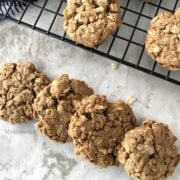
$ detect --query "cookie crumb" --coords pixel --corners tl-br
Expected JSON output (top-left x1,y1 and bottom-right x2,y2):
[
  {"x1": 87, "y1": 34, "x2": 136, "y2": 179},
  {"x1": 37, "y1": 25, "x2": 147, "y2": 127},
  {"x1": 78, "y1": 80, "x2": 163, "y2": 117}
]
[
  {"x1": 126, "y1": 96, "x2": 137, "y2": 105},
  {"x1": 111, "y1": 63, "x2": 119, "y2": 69}
]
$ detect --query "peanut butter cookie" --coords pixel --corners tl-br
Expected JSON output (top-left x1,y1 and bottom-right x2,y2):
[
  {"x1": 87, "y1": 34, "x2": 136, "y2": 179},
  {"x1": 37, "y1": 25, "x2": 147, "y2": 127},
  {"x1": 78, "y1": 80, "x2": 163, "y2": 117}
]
[
  {"x1": 117, "y1": 120, "x2": 179, "y2": 180},
  {"x1": 33, "y1": 74, "x2": 94, "y2": 143},
  {"x1": 69, "y1": 95, "x2": 136, "y2": 167},
  {"x1": 145, "y1": 9, "x2": 180, "y2": 71},
  {"x1": 63, "y1": 0, "x2": 121, "y2": 48},
  {"x1": 0, "y1": 62, "x2": 50, "y2": 124}
]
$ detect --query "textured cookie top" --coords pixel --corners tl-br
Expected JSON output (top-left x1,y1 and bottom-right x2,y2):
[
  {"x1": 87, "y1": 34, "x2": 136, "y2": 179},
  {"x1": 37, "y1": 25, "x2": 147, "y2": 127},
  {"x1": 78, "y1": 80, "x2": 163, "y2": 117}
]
[
  {"x1": 33, "y1": 74, "x2": 94, "y2": 143},
  {"x1": 0, "y1": 62, "x2": 50, "y2": 124},
  {"x1": 145, "y1": 9, "x2": 180, "y2": 71},
  {"x1": 63, "y1": 0, "x2": 121, "y2": 48},
  {"x1": 117, "y1": 120, "x2": 179, "y2": 180},
  {"x1": 69, "y1": 95, "x2": 136, "y2": 167}
]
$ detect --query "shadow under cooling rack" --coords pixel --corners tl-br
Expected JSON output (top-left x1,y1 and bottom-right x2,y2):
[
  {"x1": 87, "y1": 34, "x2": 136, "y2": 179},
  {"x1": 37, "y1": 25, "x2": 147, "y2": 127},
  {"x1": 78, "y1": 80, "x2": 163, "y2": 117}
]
[{"x1": 0, "y1": 0, "x2": 180, "y2": 85}]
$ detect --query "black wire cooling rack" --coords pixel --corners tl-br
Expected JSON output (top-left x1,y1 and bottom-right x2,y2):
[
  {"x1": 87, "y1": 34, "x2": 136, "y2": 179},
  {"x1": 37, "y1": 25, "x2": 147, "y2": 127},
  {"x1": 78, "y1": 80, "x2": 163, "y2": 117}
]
[{"x1": 0, "y1": 0, "x2": 180, "y2": 85}]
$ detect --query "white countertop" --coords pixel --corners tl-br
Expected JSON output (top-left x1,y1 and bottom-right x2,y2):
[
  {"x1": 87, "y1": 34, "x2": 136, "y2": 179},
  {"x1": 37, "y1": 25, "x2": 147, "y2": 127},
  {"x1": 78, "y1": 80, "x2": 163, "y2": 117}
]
[{"x1": 0, "y1": 15, "x2": 179, "y2": 180}]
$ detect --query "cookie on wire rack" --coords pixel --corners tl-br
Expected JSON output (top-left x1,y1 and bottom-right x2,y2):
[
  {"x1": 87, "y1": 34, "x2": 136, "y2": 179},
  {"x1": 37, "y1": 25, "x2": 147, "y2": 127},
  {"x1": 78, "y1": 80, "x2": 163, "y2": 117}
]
[
  {"x1": 33, "y1": 74, "x2": 94, "y2": 143},
  {"x1": 117, "y1": 120, "x2": 180, "y2": 180},
  {"x1": 145, "y1": 9, "x2": 180, "y2": 71},
  {"x1": 0, "y1": 62, "x2": 50, "y2": 124},
  {"x1": 63, "y1": 0, "x2": 121, "y2": 48},
  {"x1": 68, "y1": 95, "x2": 136, "y2": 168}
]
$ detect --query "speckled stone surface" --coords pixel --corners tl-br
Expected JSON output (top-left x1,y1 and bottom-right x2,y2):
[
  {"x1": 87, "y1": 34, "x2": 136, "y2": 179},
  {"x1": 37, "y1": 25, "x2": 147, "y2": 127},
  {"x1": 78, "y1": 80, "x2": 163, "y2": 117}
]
[{"x1": 0, "y1": 4, "x2": 179, "y2": 179}]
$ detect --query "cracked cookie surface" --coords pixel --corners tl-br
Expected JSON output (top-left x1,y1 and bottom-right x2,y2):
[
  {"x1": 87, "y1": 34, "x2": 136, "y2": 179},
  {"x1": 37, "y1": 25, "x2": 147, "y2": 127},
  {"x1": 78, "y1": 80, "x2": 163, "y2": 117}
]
[
  {"x1": 117, "y1": 120, "x2": 179, "y2": 180},
  {"x1": 0, "y1": 62, "x2": 50, "y2": 124},
  {"x1": 145, "y1": 9, "x2": 180, "y2": 71},
  {"x1": 69, "y1": 95, "x2": 136, "y2": 167},
  {"x1": 33, "y1": 74, "x2": 94, "y2": 143},
  {"x1": 63, "y1": 0, "x2": 121, "y2": 48}
]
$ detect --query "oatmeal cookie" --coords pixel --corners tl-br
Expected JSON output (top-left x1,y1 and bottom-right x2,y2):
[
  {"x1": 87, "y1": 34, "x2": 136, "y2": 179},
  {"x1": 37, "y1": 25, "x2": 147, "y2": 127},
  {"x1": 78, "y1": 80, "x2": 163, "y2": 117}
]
[
  {"x1": 33, "y1": 74, "x2": 94, "y2": 143},
  {"x1": 69, "y1": 95, "x2": 136, "y2": 167},
  {"x1": 0, "y1": 62, "x2": 50, "y2": 124},
  {"x1": 63, "y1": 0, "x2": 121, "y2": 48},
  {"x1": 117, "y1": 120, "x2": 180, "y2": 180},
  {"x1": 145, "y1": 9, "x2": 180, "y2": 71}
]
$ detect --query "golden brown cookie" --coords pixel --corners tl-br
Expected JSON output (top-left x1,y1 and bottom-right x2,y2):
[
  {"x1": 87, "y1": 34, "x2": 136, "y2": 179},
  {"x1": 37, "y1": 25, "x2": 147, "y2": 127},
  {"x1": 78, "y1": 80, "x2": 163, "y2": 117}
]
[
  {"x1": 145, "y1": 9, "x2": 180, "y2": 71},
  {"x1": 0, "y1": 62, "x2": 50, "y2": 124},
  {"x1": 117, "y1": 120, "x2": 179, "y2": 180},
  {"x1": 69, "y1": 95, "x2": 136, "y2": 168},
  {"x1": 63, "y1": 0, "x2": 121, "y2": 48},
  {"x1": 33, "y1": 74, "x2": 94, "y2": 143}
]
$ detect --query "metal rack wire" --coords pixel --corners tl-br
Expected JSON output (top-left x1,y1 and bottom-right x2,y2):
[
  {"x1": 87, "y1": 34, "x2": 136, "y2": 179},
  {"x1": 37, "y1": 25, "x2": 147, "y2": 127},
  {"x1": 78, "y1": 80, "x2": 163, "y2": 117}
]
[{"x1": 0, "y1": 0, "x2": 179, "y2": 85}]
